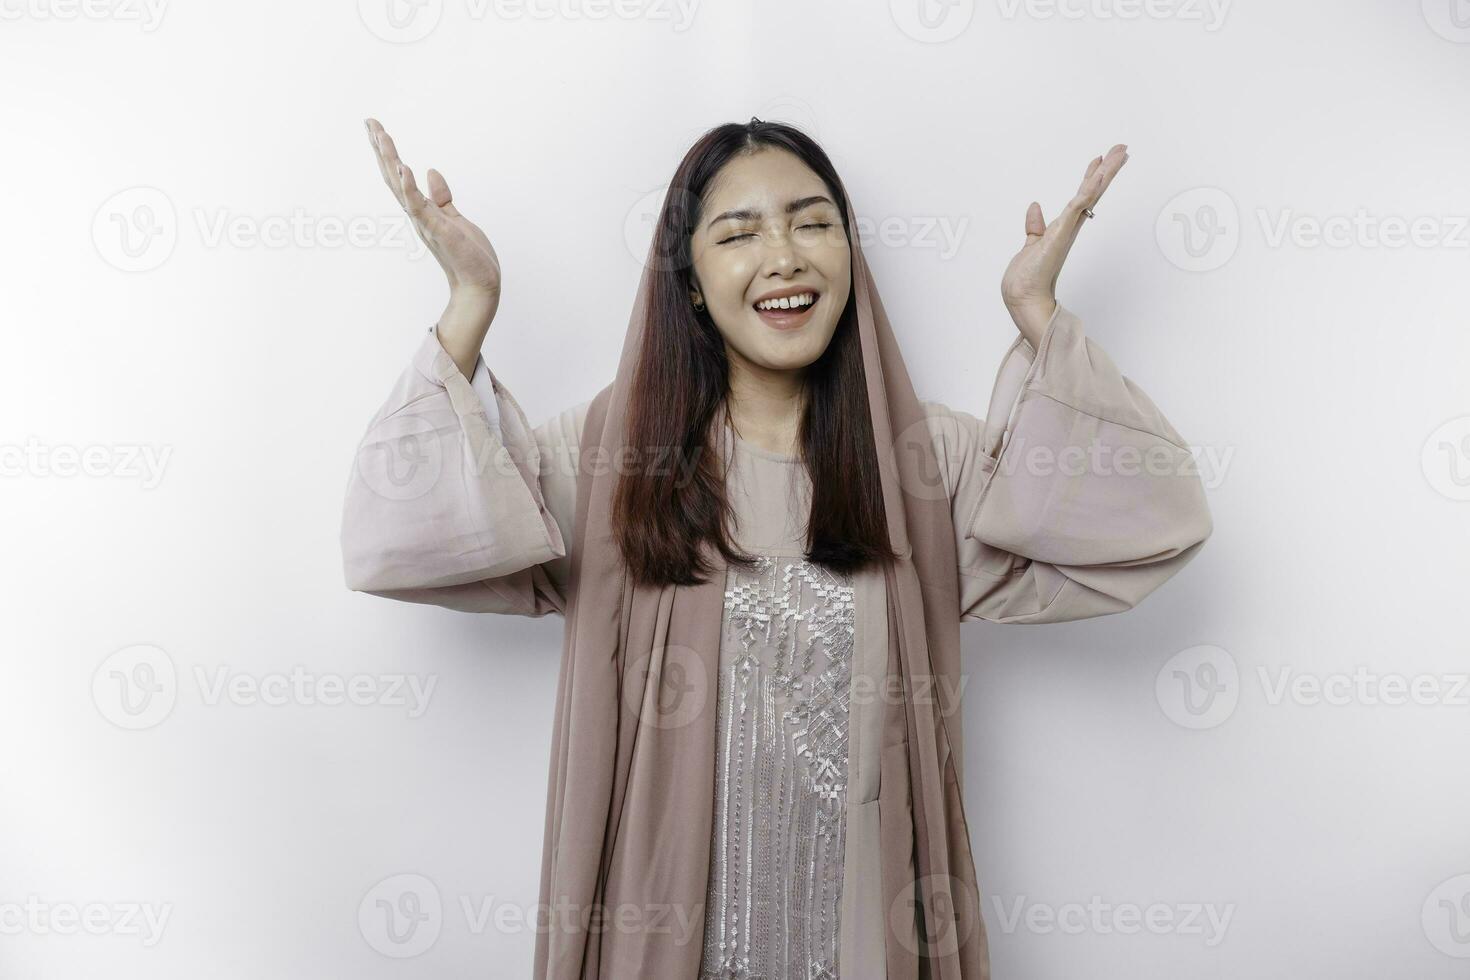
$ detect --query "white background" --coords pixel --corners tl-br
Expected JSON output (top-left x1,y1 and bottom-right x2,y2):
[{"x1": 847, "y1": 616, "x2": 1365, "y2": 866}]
[{"x1": 3, "y1": 0, "x2": 1469, "y2": 976}]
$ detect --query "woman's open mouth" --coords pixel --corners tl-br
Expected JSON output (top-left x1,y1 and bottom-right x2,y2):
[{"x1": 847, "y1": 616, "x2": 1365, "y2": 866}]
[{"x1": 752, "y1": 290, "x2": 820, "y2": 330}]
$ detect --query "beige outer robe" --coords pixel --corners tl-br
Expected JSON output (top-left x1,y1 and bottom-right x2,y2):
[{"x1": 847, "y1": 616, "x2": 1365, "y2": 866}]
[{"x1": 341, "y1": 294, "x2": 1212, "y2": 977}]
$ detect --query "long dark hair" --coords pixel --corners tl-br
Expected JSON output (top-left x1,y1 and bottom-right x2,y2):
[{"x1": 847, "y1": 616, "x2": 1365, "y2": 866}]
[{"x1": 613, "y1": 117, "x2": 898, "y2": 587}]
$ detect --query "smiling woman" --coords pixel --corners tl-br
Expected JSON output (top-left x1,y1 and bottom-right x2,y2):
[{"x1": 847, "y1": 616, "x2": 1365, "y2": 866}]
[
  {"x1": 341, "y1": 116, "x2": 1212, "y2": 980},
  {"x1": 614, "y1": 134, "x2": 885, "y2": 588}
]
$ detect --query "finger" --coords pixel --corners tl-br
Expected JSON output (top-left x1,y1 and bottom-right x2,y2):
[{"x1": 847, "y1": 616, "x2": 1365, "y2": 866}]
[
  {"x1": 1045, "y1": 150, "x2": 1117, "y2": 254},
  {"x1": 1049, "y1": 145, "x2": 1126, "y2": 239},
  {"x1": 1025, "y1": 201, "x2": 1046, "y2": 240},
  {"x1": 399, "y1": 161, "x2": 429, "y2": 214},
  {"x1": 366, "y1": 119, "x2": 407, "y2": 209},
  {"x1": 1091, "y1": 143, "x2": 1128, "y2": 199},
  {"x1": 1075, "y1": 143, "x2": 1127, "y2": 208},
  {"x1": 365, "y1": 118, "x2": 392, "y2": 188},
  {"x1": 426, "y1": 168, "x2": 463, "y2": 218},
  {"x1": 399, "y1": 162, "x2": 450, "y2": 237},
  {"x1": 365, "y1": 118, "x2": 394, "y2": 186},
  {"x1": 366, "y1": 122, "x2": 452, "y2": 271}
]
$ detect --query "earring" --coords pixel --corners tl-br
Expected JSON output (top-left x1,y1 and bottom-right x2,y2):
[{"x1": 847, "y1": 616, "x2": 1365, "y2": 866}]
[{"x1": 692, "y1": 298, "x2": 705, "y2": 312}]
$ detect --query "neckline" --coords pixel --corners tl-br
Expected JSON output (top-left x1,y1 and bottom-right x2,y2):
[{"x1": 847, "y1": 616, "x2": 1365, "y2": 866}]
[{"x1": 724, "y1": 424, "x2": 800, "y2": 463}]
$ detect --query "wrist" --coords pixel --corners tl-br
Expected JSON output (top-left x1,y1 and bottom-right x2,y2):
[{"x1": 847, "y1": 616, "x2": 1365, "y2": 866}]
[
  {"x1": 438, "y1": 289, "x2": 498, "y2": 380},
  {"x1": 1006, "y1": 297, "x2": 1055, "y2": 348},
  {"x1": 446, "y1": 285, "x2": 498, "y2": 317}
]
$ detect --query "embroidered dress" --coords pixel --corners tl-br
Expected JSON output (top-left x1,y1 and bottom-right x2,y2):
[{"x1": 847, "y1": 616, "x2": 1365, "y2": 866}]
[
  {"x1": 695, "y1": 428, "x2": 858, "y2": 980},
  {"x1": 701, "y1": 553, "x2": 856, "y2": 980}
]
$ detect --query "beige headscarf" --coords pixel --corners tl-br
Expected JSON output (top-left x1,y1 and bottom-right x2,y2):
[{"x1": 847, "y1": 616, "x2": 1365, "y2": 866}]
[{"x1": 535, "y1": 181, "x2": 987, "y2": 979}]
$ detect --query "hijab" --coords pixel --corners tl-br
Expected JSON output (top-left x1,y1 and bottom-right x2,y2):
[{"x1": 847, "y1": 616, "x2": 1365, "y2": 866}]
[{"x1": 534, "y1": 178, "x2": 988, "y2": 979}]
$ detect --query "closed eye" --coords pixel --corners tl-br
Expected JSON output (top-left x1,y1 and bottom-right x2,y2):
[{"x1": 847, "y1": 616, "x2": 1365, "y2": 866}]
[{"x1": 717, "y1": 222, "x2": 833, "y2": 246}]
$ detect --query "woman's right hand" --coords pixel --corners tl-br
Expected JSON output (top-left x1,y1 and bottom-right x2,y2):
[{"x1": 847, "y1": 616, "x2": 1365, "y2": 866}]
[{"x1": 366, "y1": 117, "x2": 500, "y2": 378}]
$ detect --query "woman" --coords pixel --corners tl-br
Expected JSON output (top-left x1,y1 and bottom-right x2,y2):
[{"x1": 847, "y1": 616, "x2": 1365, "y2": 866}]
[{"x1": 341, "y1": 117, "x2": 1212, "y2": 980}]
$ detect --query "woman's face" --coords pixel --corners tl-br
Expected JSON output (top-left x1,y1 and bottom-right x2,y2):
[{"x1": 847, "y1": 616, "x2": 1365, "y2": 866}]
[{"x1": 687, "y1": 148, "x2": 852, "y2": 377}]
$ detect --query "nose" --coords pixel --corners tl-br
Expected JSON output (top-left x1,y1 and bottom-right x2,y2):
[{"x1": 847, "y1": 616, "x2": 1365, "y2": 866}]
[{"x1": 760, "y1": 232, "x2": 803, "y2": 277}]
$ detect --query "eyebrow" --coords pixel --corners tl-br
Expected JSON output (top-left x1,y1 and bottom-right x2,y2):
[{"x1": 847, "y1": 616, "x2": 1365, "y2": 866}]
[{"x1": 705, "y1": 195, "x2": 836, "y2": 231}]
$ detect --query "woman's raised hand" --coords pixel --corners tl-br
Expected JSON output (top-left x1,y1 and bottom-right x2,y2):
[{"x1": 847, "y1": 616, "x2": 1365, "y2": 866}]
[
  {"x1": 365, "y1": 117, "x2": 500, "y2": 377},
  {"x1": 1000, "y1": 143, "x2": 1128, "y2": 349}
]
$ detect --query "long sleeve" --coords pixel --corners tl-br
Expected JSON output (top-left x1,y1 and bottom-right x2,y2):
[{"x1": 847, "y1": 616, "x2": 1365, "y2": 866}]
[
  {"x1": 924, "y1": 301, "x2": 1213, "y2": 625},
  {"x1": 340, "y1": 323, "x2": 588, "y2": 617}
]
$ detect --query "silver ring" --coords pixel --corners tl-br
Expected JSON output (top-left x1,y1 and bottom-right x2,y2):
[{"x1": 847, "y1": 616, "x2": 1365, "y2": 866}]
[{"x1": 1082, "y1": 207, "x2": 1096, "y2": 219}]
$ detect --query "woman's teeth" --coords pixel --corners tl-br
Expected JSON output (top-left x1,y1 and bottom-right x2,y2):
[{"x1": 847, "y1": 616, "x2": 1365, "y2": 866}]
[{"x1": 754, "y1": 292, "x2": 816, "y2": 312}]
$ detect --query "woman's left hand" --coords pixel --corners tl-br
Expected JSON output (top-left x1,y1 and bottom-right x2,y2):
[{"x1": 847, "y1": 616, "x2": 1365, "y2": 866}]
[{"x1": 1000, "y1": 143, "x2": 1129, "y2": 348}]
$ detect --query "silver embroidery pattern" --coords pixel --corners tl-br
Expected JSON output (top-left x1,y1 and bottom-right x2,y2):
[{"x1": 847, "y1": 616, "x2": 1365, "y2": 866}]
[{"x1": 699, "y1": 555, "x2": 856, "y2": 980}]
